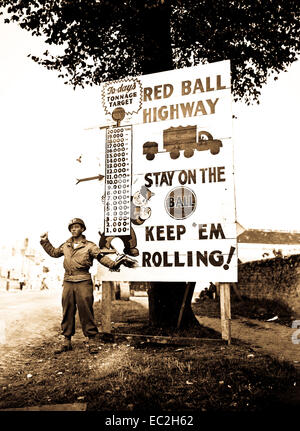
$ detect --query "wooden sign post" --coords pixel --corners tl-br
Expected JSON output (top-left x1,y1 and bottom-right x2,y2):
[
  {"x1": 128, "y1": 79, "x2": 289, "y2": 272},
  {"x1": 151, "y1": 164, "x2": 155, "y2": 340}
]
[
  {"x1": 101, "y1": 281, "x2": 112, "y2": 333},
  {"x1": 220, "y1": 283, "x2": 231, "y2": 344}
]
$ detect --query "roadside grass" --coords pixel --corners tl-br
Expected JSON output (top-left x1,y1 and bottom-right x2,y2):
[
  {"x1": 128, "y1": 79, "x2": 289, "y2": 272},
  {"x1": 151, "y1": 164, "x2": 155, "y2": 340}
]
[
  {"x1": 0, "y1": 299, "x2": 297, "y2": 412},
  {"x1": 111, "y1": 299, "x2": 221, "y2": 339}
]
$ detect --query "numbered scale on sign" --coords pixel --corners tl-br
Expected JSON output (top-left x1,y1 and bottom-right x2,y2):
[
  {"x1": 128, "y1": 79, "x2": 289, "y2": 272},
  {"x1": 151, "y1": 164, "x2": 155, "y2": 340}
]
[{"x1": 104, "y1": 125, "x2": 132, "y2": 236}]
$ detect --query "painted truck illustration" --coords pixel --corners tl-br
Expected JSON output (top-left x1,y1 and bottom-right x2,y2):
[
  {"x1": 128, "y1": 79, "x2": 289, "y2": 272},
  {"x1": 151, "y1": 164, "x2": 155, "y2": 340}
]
[{"x1": 143, "y1": 126, "x2": 222, "y2": 160}]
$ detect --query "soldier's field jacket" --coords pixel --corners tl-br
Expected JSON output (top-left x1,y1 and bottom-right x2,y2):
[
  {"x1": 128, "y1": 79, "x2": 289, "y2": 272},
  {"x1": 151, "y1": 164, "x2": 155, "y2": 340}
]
[{"x1": 40, "y1": 236, "x2": 115, "y2": 282}]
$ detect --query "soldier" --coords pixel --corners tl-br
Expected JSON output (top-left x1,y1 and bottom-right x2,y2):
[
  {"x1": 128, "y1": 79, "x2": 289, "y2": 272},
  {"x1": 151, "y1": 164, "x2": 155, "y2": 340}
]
[
  {"x1": 19, "y1": 274, "x2": 26, "y2": 291},
  {"x1": 40, "y1": 218, "x2": 135, "y2": 355}
]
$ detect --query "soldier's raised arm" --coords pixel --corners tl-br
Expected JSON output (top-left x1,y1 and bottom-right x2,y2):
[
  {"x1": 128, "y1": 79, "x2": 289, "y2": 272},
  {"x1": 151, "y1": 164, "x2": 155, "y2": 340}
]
[{"x1": 40, "y1": 233, "x2": 63, "y2": 258}]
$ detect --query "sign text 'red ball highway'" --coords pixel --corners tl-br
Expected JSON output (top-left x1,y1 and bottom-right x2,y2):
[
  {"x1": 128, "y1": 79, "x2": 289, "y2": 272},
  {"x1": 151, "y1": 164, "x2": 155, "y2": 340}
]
[{"x1": 99, "y1": 60, "x2": 237, "y2": 282}]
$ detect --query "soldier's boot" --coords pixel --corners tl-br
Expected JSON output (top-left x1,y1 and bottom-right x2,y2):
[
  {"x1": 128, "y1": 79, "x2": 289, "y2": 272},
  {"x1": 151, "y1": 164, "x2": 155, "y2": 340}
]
[{"x1": 54, "y1": 338, "x2": 72, "y2": 355}]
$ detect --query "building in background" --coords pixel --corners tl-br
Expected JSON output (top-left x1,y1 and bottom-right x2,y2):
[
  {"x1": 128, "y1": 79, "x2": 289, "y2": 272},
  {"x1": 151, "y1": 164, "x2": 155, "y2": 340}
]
[
  {"x1": 0, "y1": 238, "x2": 63, "y2": 290},
  {"x1": 237, "y1": 228, "x2": 300, "y2": 263}
]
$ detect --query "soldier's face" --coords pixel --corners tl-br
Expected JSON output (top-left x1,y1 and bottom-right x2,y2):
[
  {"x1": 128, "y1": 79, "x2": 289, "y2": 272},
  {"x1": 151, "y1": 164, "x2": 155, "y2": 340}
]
[{"x1": 70, "y1": 224, "x2": 84, "y2": 238}]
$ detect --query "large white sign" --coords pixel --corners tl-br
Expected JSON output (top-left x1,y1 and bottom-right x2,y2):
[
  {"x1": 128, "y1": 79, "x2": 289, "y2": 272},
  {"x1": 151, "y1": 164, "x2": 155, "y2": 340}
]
[{"x1": 98, "y1": 60, "x2": 237, "y2": 282}]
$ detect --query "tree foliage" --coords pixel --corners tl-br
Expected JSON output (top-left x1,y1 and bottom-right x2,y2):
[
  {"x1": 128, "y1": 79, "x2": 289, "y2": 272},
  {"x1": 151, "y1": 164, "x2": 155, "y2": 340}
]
[{"x1": 1, "y1": 0, "x2": 299, "y2": 103}]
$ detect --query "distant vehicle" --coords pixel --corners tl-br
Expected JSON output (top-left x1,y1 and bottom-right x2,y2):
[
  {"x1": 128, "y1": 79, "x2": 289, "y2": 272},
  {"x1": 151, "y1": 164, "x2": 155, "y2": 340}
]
[{"x1": 143, "y1": 126, "x2": 222, "y2": 160}]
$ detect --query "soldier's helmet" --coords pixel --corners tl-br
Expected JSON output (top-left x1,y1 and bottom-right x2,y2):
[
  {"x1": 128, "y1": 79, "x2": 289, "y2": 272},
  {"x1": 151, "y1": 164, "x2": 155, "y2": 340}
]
[{"x1": 68, "y1": 218, "x2": 86, "y2": 232}]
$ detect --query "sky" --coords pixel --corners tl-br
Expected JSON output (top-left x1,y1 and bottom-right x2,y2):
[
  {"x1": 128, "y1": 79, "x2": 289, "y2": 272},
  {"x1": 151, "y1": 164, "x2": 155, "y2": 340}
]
[{"x1": 0, "y1": 19, "x2": 300, "y2": 251}]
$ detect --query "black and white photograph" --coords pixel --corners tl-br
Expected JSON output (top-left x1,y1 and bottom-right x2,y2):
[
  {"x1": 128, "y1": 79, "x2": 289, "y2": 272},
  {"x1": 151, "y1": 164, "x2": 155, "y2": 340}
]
[{"x1": 0, "y1": 1, "x2": 299, "y2": 427}]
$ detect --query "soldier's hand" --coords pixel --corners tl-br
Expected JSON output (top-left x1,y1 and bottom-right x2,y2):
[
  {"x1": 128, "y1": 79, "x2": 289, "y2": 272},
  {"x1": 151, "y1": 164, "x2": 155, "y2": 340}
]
[
  {"x1": 40, "y1": 232, "x2": 48, "y2": 241},
  {"x1": 109, "y1": 262, "x2": 121, "y2": 272},
  {"x1": 115, "y1": 254, "x2": 138, "y2": 269},
  {"x1": 121, "y1": 255, "x2": 138, "y2": 268},
  {"x1": 109, "y1": 255, "x2": 138, "y2": 272}
]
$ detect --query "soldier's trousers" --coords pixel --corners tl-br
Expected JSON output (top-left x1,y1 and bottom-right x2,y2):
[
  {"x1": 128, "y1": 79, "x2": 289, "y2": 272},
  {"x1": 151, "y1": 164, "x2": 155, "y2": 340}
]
[{"x1": 61, "y1": 280, "x2": 98, "y2": 338}]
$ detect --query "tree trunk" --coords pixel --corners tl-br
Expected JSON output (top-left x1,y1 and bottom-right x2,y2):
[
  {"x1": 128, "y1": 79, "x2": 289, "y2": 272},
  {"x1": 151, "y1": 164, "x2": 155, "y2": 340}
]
[
  {"x1": 137, "y1": 3, "x2": 200, "y2": 329},
  {"x1": 148, "y1": 282, "x2": 200, "y2": 329},
  {"x1": 140, "y1": 1, "x2": 174, "y2": 74}
]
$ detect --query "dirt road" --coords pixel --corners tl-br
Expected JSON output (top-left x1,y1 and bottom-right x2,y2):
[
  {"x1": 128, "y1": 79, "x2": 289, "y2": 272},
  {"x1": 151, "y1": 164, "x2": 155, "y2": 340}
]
[
  {"x1": 197, "y1": 316, "x2": 300, "y2": 364},
  {"x1": 1, "y1": 292, "x2": 299, "y2": 376},
  {"x1": 0, "y1": 289, "x2": 62, "y2": 376},
  {"x1": 0, "y1": 293, "x2": 299, "y2": 409},
  {"x1": 2, "y1": 292, "x2": 298, "y2": 364}
]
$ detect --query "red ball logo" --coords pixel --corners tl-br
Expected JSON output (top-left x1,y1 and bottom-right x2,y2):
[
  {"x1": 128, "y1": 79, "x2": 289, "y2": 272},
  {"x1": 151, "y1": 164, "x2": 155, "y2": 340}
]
[{"x1": 165, "y1": 187, "x2": 197, "y2": 220}]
